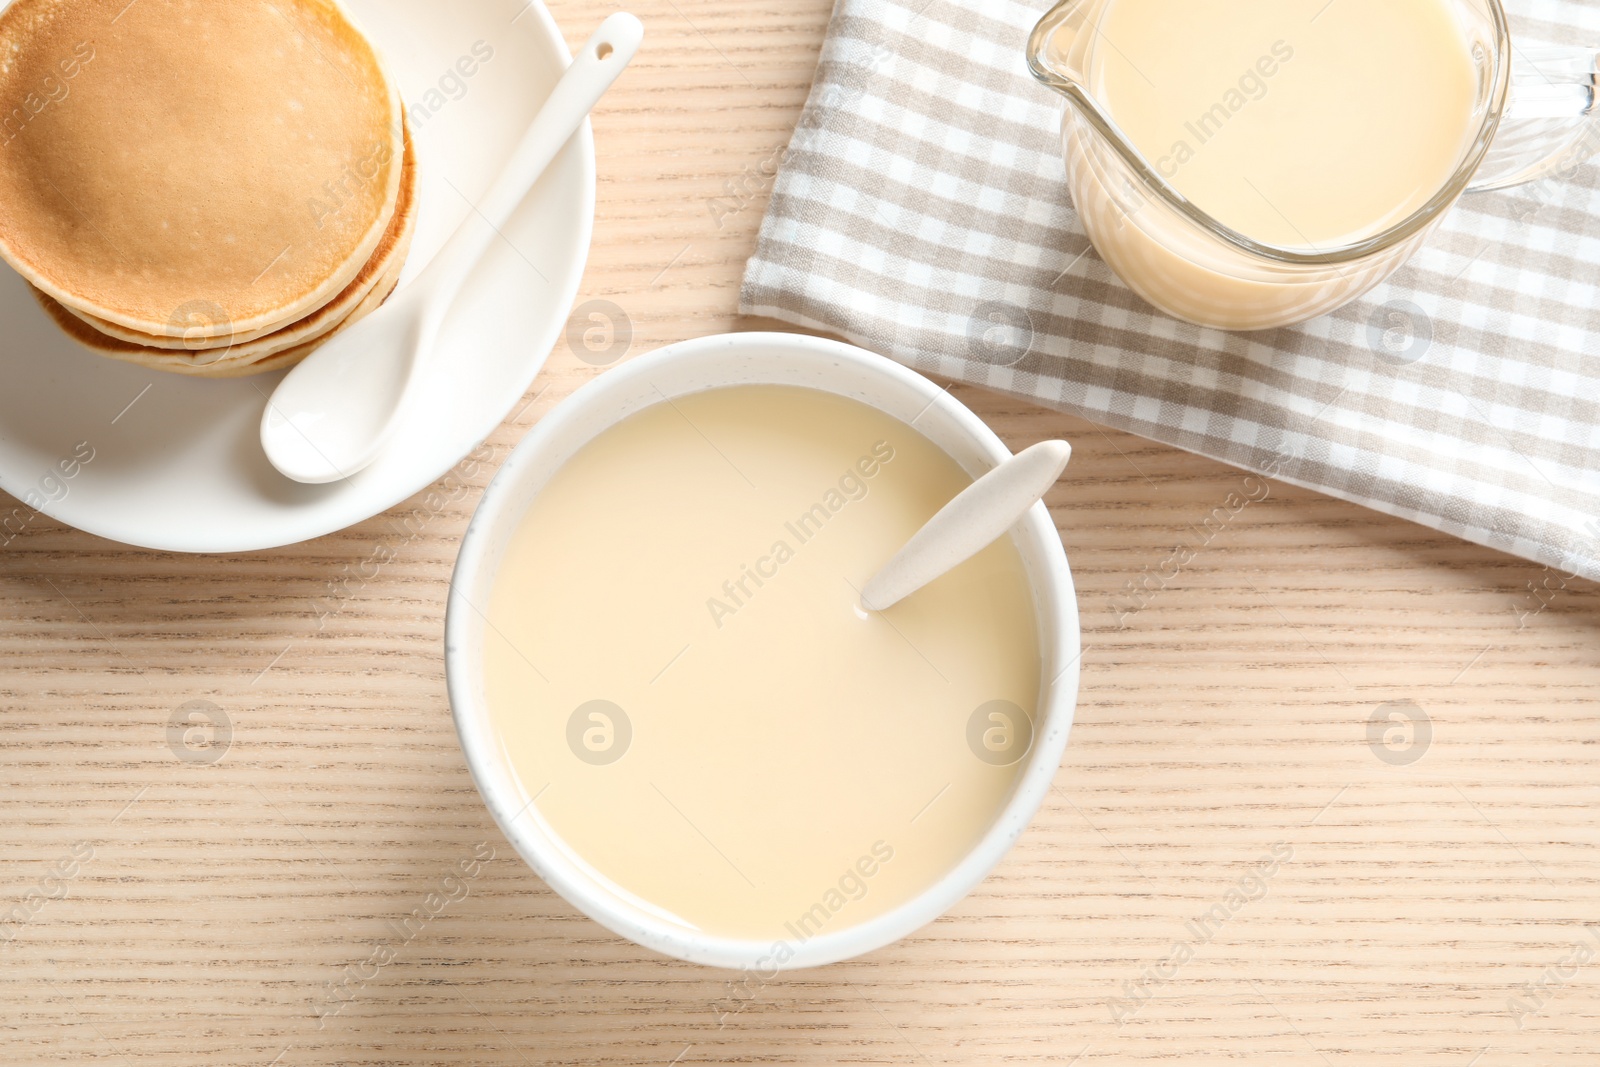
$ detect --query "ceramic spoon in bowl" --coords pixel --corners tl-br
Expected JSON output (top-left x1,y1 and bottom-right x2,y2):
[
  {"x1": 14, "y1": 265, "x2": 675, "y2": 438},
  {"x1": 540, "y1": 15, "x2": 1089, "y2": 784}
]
[
  {"x1": 860, "y1": 440, "x2": 1071, "y2": 612},
  {"x1": 262, "y1": 12, "x2": 644, "y2": 485}
]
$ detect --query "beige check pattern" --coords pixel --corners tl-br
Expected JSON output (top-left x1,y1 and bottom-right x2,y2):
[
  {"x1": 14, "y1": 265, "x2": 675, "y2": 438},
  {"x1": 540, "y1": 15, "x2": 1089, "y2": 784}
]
[{"x1": 741, "y1": 0, "x2": 1600, "y2": 580}]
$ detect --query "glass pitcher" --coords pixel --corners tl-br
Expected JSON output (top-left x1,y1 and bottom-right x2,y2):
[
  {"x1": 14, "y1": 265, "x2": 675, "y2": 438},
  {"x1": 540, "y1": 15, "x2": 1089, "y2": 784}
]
[{"x1": 1026, "y1": 0, "x2": 1600, "y2": 331}]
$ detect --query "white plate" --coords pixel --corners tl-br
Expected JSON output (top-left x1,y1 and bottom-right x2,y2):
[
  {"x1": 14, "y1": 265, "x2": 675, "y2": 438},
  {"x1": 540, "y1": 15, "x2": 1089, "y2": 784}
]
[{"x1": 0, "y1": 0, "x2": 594, "y2": 553}]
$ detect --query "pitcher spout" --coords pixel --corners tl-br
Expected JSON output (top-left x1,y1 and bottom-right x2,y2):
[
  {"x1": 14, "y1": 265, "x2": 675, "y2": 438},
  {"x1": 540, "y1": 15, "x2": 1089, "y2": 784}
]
[{"x1": 1026, "y1": 0, "x2": 1095, "y2": 100}]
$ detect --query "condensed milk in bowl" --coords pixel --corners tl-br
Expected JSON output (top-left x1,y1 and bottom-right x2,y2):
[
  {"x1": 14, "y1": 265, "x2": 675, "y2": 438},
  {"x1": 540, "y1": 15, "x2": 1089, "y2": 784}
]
[
  {"x1": 1027, "y1": 0, "x2": 1600, "y2": 330},
  {"x1": 445, "y1": 333, "x2": 1079, "y2": 969}
]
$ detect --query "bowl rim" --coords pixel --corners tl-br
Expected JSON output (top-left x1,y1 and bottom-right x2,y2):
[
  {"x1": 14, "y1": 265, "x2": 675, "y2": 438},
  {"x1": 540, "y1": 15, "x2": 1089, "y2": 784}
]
[{"x1": 444, "y1": 331, "x2": 1081, "y2": 971}]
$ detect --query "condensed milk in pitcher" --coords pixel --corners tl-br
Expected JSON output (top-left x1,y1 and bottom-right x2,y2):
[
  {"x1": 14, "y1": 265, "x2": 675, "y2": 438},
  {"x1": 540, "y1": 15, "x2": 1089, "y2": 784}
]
[{"x1": 1028, "y1": 0, "x2": 1600, "y2": 330}]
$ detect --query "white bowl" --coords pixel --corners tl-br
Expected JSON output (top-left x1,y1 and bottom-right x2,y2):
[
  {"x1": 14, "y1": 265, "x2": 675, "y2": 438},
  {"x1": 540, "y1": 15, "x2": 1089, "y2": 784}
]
[{"x1": 445, "y1": 332, "x2": 1081, "y2": 970}]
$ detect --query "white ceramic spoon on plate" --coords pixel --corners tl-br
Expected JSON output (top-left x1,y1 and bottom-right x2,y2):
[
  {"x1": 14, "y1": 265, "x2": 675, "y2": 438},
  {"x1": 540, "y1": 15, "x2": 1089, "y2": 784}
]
[
  {"x1": 262, "y1": 12, "x2": 643, "y2": 485},
  {"x1": 860, "y1": 440, "x2": 1071, "y2": 612}
]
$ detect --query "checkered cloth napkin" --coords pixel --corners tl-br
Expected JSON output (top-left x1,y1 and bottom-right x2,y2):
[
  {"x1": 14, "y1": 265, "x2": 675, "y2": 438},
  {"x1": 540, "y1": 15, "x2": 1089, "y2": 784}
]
[{"x1": 741, "y1": 0, "x2": 1600, "y2": 580}]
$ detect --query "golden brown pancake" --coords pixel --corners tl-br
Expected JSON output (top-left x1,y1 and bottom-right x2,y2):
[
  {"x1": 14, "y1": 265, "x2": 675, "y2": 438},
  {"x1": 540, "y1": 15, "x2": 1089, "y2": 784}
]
[
  {"x1": 35, "y1": 199, "x2": 415, "y2": 377},
  {"x1": 209, "y1": 263, "x2": 407, "y2": 378},
  {"x1": 34, "y1": 127, "x2": 416, "y2": 379},
  {"x1": 172, "y1": 232, "x2": 412, "y2": 378},
  {"x1": 0, "y1": 0, "x2": 404, "y2": 337},
  {"x1": 59, "y1": 114, "x2": 417, "y2": 356}
]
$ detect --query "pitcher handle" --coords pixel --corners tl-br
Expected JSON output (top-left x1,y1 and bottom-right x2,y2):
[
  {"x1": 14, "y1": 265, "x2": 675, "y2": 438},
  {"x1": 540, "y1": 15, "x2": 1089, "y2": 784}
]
[{"x1": 1471, "y1": 46, "x2": 1600, "y2": 191}]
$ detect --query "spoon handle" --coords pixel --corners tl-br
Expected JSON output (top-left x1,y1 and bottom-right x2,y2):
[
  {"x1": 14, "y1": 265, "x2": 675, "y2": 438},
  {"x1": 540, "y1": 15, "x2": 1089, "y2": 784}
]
[
  {"x1": 413, "y1": 12, "x2": 644, "y2": 316},
  {"x1": 860, "y1": 440, "x2": 1071, "y2": 613}
]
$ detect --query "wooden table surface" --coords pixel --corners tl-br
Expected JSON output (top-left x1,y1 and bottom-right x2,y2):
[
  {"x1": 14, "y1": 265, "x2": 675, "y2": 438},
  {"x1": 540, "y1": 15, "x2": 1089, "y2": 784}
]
[{"x1": 4, "y1": 2, "x2": 1599, "y2": 1064}]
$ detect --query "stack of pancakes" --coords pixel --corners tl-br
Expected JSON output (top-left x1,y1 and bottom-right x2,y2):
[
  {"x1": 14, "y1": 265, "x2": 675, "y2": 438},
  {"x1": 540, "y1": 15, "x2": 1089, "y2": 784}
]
[{"x1": 0, "y1": 0, "x2": 414, "y2": 377}]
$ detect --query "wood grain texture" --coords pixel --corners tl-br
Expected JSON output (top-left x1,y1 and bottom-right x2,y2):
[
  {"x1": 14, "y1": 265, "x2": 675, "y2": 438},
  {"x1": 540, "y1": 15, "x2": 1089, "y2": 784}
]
[{"x1": 2, "y1": 1, "x2": 1598, "y2": 1064}]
